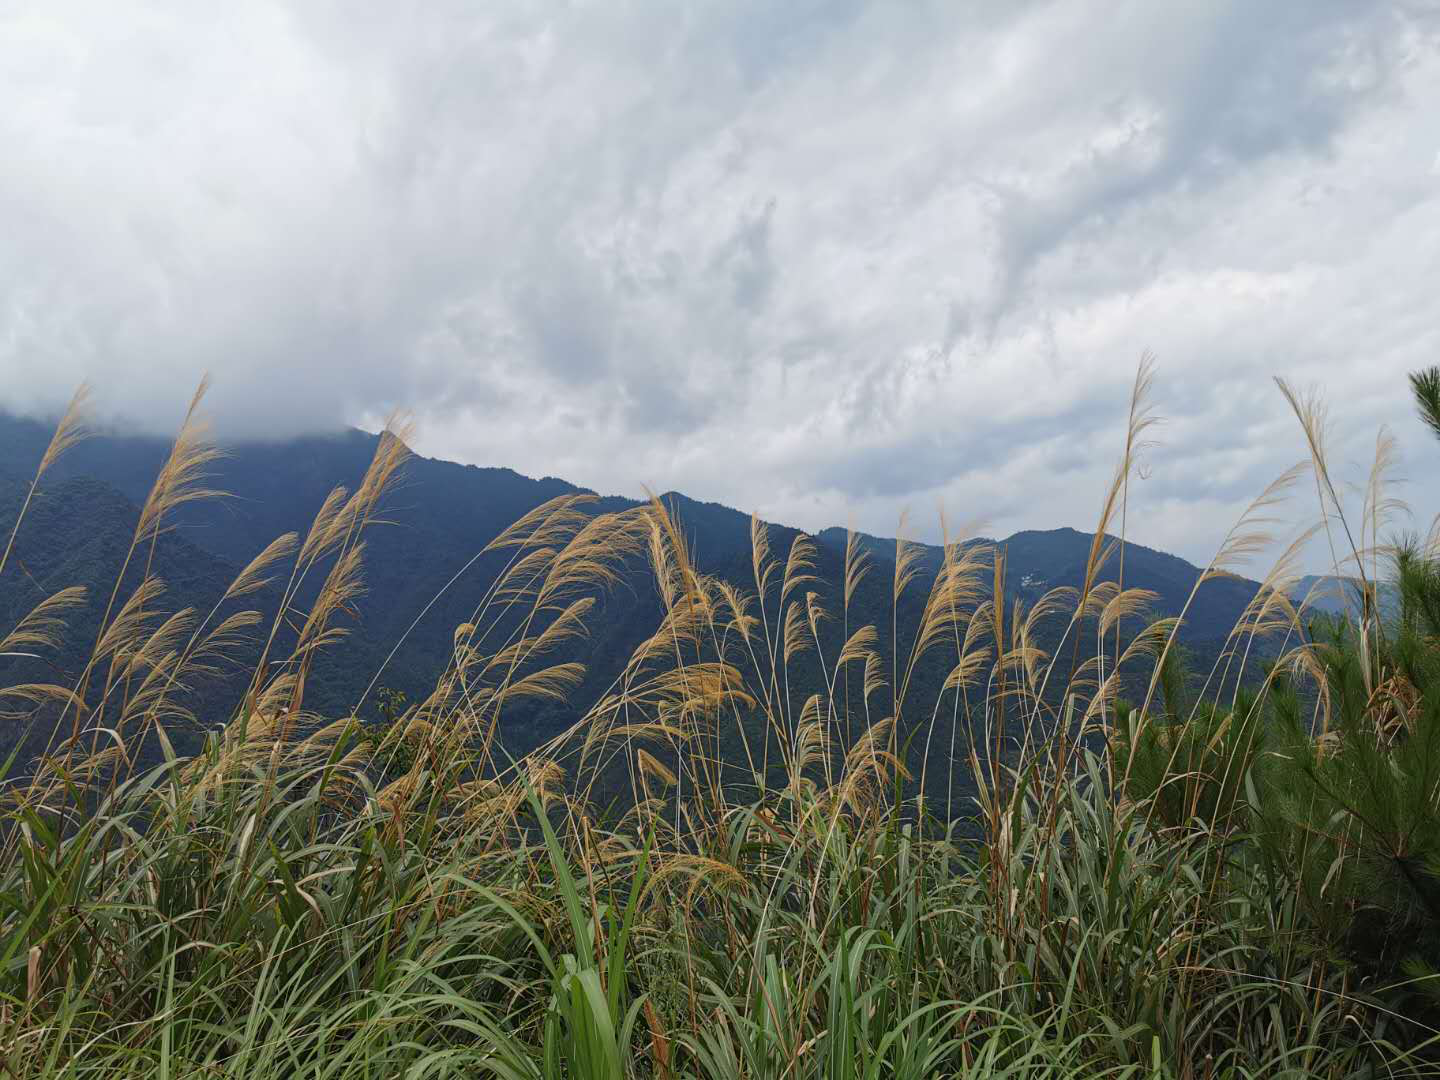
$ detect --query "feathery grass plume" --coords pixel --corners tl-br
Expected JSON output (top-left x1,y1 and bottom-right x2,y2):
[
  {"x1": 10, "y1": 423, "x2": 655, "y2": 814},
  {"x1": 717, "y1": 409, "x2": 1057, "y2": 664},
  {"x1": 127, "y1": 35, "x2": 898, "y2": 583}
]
[
  {"x1": 485, "y1": 598, "x2": 597, "y2": 675},
  {"x1": 0, "y1": 683, "x2": 84, "y2": 724},
  {"x1": 55, "y1": 380, "x2": 225, "y2": 754},
  {"x1": 750, "y1": 513, "x2": 775, "y2": 599},
  {"x1": 133, "y1": 380, "x2": 227, "y2": 547},
  {"x1": 1088, "y1": 358, "x2": 1160, "y2": 604},
  {"x1": 788, "y1": 692, "x2": 829, "y2": 787},
  {"x1": 243, "y1": 417, "x2": 412, "y2": 744},
  {"x1": 1356, "y1": 425, "x2": 1408, "y2": 622},
  {"x1": 1109, "y1": 352, "x2": 1158, "y2": 633},
  {"x1": 843, "y1": 528, "x2": 870, "y2": 608},
  {"x1": 1276, "y1": 377, "x2": 1374, "y2": 603},
  {"x1": 1194, "y1": 521, "x2": 1326, "y2": 715},
  {"x1": 899, "y1": 541, "x2": 987, "y2": 705},
  {"x1": 1125, "y1": 460, "x2": 1309, "y2": 786},
  {"x1": 780, "y1": 532, "x2": 816, "y2": 603},
  {"x1": 861, "y1": 649, "x2": 887, "y2": 705},
  {"x1": 88, "y1": 575, "x2": 168, "y2": 673},
  {"x1": 836, "y1": 716, "x2": 903, "y2": 810},
  {"x1": 0, "y1": 383, "x2": 91, "y2": 581},
  {"x1": 228, "y1": 533, "x2": 300, "y2": 600},
  {"x1": 1411, "y1": 365, "x2": 1440, "y2": 441},
  {"x1": 1096, "y1": 586, "x2": 1158, "y2": 642},
  {"x1": 0, "y1": 586, "x2": 86, "y2": 656},
  {"x1": 1040, "y1": 358, "x2": 1159, "y2": 783},
  {"x1": 636, "y1": 747, "x2": 678, "y2": 789},
  {"x1": 780, "y1": 597, "x2": 810, "y2": 666},
  {"x1": 485, "y1": 491, "x2": 596, "y2": 553},
  {"x1": 892, "y1": 520, "x2": 922, "y2": 610},
  {"x1": 940, "y1": 645, "x2": 993, "y2": 696},
  {"x1": 834, "y1": 624, "x2": 879, "y2": 674},
  {"x1": 715, "y1": 579, "x2": 756, "y2": 643},
  {"x1": 907, "y1": 539, "x2": 991, "y2": 805},
  {"x1": 297, "y1": 485, "x2": 350, "y2": 565},
  {"x1": 1207, "y1": 461, "x2": 1310, "y2": 581},
  {"x1": 292, "y1": 543, "x2": 368, "y2": 659},
  {"x1": 803, "y1": 589, "x2": 827, "y2": 651}
]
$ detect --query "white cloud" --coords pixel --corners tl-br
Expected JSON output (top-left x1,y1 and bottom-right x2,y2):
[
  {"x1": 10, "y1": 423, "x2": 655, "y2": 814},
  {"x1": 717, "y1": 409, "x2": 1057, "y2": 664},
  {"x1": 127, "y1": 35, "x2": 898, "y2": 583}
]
[{"x1": 1, "y1": 1, "x2": 1437, "y2": 565}]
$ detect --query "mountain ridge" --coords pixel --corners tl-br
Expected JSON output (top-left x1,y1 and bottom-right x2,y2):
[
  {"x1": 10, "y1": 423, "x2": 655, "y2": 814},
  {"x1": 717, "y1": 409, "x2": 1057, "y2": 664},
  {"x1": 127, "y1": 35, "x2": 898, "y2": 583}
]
[
  {"x1": 0, "y1": 411, "x2": 1274, "y2": 647},
  {"x1": 0, "y1": 411, "x2": 1247, "y2": 585},
  {"x1": 0, "y1": 411, "x2": 1283, "y2": 800}
]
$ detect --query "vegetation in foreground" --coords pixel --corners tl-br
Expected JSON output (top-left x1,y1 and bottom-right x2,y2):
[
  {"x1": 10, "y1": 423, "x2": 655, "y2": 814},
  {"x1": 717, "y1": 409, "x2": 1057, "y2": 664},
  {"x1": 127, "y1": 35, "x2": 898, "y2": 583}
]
[{"x1": 0, "y1": 364, "x2": 1438, "y2": 1077}]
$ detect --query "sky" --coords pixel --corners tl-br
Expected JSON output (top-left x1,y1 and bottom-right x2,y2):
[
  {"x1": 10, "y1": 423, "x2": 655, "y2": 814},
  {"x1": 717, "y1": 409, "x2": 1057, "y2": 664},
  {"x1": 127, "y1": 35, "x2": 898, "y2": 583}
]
[{"x1": 3, "y1": 2, "x2": 1439, "y2": 567}]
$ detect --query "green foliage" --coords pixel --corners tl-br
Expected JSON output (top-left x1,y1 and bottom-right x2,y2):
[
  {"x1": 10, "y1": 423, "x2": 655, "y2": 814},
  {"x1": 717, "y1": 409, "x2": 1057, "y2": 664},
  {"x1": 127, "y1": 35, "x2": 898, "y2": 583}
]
[
  {"x1": 1410, "y1": 365, "x2": 1440, "y2": 444},
  {"x1": 360, "y1": 686, "x2": 421, "y2": 775}
]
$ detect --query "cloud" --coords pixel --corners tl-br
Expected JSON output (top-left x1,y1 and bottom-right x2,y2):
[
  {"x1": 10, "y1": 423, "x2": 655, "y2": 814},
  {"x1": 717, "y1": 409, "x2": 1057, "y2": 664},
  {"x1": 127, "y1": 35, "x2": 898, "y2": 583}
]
[{"x1": 1, "y1": 1, "x2": 1438, "y2": 565}]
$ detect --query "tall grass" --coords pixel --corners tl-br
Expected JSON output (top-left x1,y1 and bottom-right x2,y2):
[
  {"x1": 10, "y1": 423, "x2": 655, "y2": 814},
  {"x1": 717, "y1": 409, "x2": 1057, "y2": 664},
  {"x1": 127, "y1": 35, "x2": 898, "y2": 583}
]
[{"x1": 0, "y1": 370, "x2": 1436, "y2": 1078}]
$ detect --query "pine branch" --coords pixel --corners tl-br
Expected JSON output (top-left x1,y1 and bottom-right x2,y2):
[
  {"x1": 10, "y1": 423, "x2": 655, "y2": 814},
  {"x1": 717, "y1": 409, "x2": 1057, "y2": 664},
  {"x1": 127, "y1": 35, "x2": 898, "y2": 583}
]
[{"x1": 1409, "y1": 366, "x2": 1440, "y2": 443}]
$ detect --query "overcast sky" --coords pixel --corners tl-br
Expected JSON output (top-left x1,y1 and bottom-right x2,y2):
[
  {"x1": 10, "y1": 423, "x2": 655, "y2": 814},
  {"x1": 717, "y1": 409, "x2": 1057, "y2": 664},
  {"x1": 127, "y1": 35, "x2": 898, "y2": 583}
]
[{"x1": 3, "y1": 2, "x2": 1439, "y2": 566}]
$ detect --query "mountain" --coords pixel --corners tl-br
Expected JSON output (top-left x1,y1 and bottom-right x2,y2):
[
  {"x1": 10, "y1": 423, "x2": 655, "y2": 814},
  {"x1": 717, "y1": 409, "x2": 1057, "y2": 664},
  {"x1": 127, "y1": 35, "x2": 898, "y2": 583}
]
[
  {"x1": 814, "y1": 524, "x2": 1258, "y2": 642},
  {"x1": 0, "y1": 413, "x2": 1272, "y2": 805},
  {"x1": 0, "y1": 469, "x2": 247, "y2": 766},
  {"x1": 1291, "y1": 573, "x2": 1403, "y2": 624}
]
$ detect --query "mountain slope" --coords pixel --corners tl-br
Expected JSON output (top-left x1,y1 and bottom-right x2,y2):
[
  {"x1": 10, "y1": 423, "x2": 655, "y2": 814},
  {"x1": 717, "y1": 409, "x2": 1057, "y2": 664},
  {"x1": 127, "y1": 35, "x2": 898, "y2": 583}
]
[
  {"x1": 0, "y1": 469, "x2": 249, "y2": 764},
  {"x1": 0, "y1": 413, "x2": 1272, "y2": 804},
  {"x1": 816, "y1": 524, "x2": 1259, "y2": 644}
]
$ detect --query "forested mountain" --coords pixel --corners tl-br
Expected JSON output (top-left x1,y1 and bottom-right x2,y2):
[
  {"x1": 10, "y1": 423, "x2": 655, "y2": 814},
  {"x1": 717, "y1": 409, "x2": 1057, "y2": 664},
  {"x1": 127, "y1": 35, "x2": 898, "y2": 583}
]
[
  {"x1": 814, "y1": 524, "x2": 1260, "y2": 642},
  {"x1": 0, "y1": 412, "x2": 1269, "y2": 801}
]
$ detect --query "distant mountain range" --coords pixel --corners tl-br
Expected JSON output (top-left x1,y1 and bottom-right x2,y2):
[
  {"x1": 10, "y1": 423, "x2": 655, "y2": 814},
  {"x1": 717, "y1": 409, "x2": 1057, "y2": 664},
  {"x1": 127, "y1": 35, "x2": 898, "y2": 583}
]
[
  {"x1": 0, "y1": 413, "x2": 1293, "y2": 803},
  {"x1": 1292, "y1": 573, "x2": 1403, "y2": 622}
]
